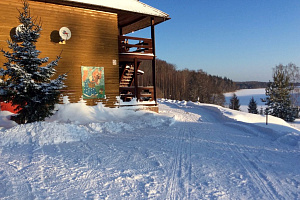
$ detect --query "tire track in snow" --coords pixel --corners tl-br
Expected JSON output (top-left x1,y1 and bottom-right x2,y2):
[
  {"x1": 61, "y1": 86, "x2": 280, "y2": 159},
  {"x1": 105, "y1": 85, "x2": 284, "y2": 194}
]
[
  {"x1": 227, "y1": 143, "x2": 279, "y2": 199},
  {"x1": 223, "y1": 121, "x2": 298, "y2": 198},
  {"x1": 239, "y1": 145, "x2": 292, "y2": 199},
  {"x1": 165, "y1": 110, "x2": 193, "y2": 200},
  {"x1": 192, "y1": 104, "x2": 284, "y2": 199},
  {"x1": 166, "y1": 126, "x2": 184, "y2": 199},
  {"x1": 186, "y1": 127, "x2": 192, "y2": 199},
  {"x1": 221, "y1": 124, "x2": 284, "y2": 200}
]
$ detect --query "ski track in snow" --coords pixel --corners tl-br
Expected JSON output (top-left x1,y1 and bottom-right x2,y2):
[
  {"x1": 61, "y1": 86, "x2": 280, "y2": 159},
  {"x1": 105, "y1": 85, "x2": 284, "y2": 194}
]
[
  {"x1": 0, "y1": 100, "x2": 300, "y2": 199},
  {"x1": 165, "y1": 118, "x2": 192, "y2": 199}
]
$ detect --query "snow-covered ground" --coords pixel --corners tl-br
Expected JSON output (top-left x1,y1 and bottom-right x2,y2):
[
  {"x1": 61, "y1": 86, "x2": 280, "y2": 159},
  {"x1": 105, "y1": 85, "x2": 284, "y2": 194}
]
[{"x1": 0, "y1": 98, "x2": 300, "y2": 199}]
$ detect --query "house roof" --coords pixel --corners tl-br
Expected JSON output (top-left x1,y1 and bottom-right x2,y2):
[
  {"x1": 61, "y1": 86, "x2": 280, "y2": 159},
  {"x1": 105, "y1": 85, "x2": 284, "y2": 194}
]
[
  {"x1": 33, "y1": 0, "x2": 170, "y2": 34},
  {"x1": 64, "y1": 0, "x2": 169, "y2": 18}
]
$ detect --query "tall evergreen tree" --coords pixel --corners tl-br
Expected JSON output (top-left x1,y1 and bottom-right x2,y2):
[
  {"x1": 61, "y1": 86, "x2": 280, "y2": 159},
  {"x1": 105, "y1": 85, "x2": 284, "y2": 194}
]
[
  {"x1": 229, "y1": 93, "x2": 240, "y2": 111},
  {"x1": 273, "y1": 63, "x2": 300, "y2": 108},
  {"x1": 0, "y1": 1, "x2": 66, "y2": 124},
  {"x1": 265, "y1": 69, "x2": 294, "y2": 122},
  {"x1": 248, "y1": 96, "x2": 258, "y2": 114}
]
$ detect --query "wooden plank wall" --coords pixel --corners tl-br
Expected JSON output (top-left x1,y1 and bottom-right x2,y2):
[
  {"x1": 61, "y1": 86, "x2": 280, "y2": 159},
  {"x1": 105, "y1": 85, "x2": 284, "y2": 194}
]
[{"x1": 0, "y1": 0, "x2": 119, "y2": 107}]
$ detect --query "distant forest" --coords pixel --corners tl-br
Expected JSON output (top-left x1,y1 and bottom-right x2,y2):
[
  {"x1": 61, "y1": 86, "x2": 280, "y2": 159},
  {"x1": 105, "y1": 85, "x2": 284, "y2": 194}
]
[
  {"x1": 236, "y1": 81, "x2": 268, "y2": 89},
  {"x1": 139, "y1": 59, "x2": 237, "y2": 105}
]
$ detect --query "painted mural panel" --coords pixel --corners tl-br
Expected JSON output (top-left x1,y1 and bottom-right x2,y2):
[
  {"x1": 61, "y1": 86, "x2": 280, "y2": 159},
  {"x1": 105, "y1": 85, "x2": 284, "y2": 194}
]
[{"x1": 81, "y1": 66, "x2": 105, "y2": 99}]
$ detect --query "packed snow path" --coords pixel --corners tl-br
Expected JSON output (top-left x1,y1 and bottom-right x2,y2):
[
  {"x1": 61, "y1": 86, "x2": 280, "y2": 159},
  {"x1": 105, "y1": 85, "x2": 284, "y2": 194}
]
[{"x1": 0, "y1": 101, "x2": 300, "y2": 199}]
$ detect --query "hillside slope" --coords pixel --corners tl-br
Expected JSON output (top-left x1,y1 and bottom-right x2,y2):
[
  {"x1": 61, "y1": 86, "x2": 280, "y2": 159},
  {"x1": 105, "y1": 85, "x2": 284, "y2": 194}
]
[{"x1": 0, "y1": 100, "x2": 299, "y2": 199}]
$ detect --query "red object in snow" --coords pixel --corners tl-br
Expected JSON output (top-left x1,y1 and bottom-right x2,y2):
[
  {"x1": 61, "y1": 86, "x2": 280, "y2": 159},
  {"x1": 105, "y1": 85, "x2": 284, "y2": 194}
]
[{"x1": 0, "y1": 102, "x2": 21, "y2": 114}]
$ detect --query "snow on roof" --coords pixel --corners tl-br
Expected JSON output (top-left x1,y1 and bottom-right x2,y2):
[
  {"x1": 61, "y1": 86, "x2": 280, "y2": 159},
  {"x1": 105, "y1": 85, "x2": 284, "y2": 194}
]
[{"x1": 63, "y1": 0, "x2": 169, "y2": 18}]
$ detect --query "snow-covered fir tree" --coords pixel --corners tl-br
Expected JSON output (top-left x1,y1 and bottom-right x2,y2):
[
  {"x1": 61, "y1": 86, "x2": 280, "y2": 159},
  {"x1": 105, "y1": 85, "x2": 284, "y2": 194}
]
[
  {"x1": 248, "y1": 96, "x2": 258, "y2": 114},
  {"x1": 229, "y1": 93, "x2": 240, "y2": 111},
  {"x1": 265, "y1": 69, "x2": 294, "y2": 122},
  {"x1": 0, "y1": 1, "x2": 66, "y2": 124}
]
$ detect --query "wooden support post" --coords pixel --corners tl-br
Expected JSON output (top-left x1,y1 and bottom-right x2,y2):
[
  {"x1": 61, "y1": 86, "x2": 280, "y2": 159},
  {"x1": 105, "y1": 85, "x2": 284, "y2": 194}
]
[
  {"x1": 151, "y1": 17, "x2": 157, "y2": 104},
  {"x1": 134, "y1": 57, "x2": 139, "y2": 101}
]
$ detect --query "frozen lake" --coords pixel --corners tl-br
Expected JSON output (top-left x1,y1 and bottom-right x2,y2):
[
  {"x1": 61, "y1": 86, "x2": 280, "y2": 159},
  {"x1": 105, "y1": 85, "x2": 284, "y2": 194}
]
[{"x1": 224, "y1": 88, "x2": 267, "y2": 112}]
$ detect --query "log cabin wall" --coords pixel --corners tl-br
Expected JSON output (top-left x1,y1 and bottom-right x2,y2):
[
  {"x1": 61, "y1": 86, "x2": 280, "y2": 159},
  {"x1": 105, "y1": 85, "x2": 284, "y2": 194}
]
[{"x1": 0, "y1": 0, "x2": 119, "y2": 107}]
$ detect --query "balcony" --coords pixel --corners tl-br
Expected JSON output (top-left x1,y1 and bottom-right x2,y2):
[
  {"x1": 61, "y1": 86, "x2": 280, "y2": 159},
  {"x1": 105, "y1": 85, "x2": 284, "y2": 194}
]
[{"x1": 119, "y1": 35, "x2": 154, "y2": 61}]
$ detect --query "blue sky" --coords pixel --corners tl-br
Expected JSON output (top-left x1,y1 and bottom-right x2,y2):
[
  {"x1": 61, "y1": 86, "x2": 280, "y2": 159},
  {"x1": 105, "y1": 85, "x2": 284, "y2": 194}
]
[{"x1": 132, "y1": 0, "x2": 300, "y2": 82}]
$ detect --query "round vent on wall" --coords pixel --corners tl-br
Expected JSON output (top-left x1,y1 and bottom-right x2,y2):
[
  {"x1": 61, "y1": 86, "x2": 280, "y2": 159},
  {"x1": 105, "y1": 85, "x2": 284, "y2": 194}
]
[
  {"x1": 15, "y1": 24, "x2": 25, "y2": 36},
  {"x1": 59, "y1": 27, "x2": 71, "y2": 41}
]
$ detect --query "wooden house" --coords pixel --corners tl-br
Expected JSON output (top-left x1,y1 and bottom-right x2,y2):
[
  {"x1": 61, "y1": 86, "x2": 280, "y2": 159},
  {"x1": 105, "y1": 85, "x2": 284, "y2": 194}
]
[{"x1": 0, "y1": 0, "x2": 170, "y2": 111}]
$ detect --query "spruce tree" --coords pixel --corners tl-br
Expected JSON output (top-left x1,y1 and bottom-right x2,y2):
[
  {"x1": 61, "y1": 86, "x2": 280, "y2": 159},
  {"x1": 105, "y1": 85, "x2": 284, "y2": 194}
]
[
  {"x1": 248, "y1": 96, "x2": 258, "y2": 114},
  {"x1": 0, "y1": 1, "x2": 66, "y2": 124},
  {"x1": 265, "y1": 69, "x2": 294, "y2": 122},
  {"x1": 229, "y1": 93, "x2": 240, "y2": 111}
]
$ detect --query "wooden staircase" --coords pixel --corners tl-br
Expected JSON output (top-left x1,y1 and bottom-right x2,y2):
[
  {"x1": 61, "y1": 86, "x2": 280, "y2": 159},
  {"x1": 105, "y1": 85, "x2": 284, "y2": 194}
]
[
  {"x1": 119, "y1": 62, "x2": 142, "y2": 87},
  {"x1": 120, "y1": 62, "x2": 146, "y2": 102},
  {"x1": 119, "y1": 62, "x2": 155, "y2": 103},
  {"x1": 120, "y1": 65, "x2": 134, "y2": 87}
]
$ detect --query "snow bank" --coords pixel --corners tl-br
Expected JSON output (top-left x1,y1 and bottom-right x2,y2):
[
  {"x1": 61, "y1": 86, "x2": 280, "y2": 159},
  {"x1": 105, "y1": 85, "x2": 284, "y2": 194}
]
[
  {"x1": 0, "y1": 111, "x2": 17, "y2": 130},
  {"x1": 49, "y1": 101, "x2": 174, "y2": 129},
  {"x1": 218, "y1": 105, "x2": 300, "y2": 143},
  {"x1": 48, "y1": 100, "x2": 145, "y2": 124},
  {"x1": 218, "y1": 106, "x2": 291, "y2": 127},
  {"x1": 161, "y1": 99, "x2": 300, "y2": 147},
  {"x1": 0, "y1": 101, "x2": 174, "y2": 147},
  {"x1": 1, "y1": 96, "x2": 299, "y2": 148},
  {"x1": 0, "y1": 121, "x2": 90, "y2": 146}
]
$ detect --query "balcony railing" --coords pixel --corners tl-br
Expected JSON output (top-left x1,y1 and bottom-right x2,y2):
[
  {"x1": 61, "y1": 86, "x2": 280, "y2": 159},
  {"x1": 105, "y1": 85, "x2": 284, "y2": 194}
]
[
  {"x1": 119, "y1": 86, "x2": 154, "y2": 102},
  {"x1": 119, "y1": 35, "x2": 153, "y2": 55}
]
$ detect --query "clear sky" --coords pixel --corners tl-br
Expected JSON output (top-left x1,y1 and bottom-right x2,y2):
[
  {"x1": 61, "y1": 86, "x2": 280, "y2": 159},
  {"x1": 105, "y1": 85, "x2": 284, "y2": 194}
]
[{"x1": 131, "y1": 0, "x2": 300, "y2": 82}]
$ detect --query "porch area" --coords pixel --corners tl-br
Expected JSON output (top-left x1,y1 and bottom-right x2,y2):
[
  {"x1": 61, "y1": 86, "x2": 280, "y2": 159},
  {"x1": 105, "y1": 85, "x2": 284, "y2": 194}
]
[{"x1": 118, "y1": 34, "x2": 157, "y2": 107}]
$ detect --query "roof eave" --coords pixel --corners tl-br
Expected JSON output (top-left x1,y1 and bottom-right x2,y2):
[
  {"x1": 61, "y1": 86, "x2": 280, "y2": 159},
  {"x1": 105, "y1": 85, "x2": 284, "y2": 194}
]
[{"x1": 30, "y1": 0, "x2": 170, "y2": 33}]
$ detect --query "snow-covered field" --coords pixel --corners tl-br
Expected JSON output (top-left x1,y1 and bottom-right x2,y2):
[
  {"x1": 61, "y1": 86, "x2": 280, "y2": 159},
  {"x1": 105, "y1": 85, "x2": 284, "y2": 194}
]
[{"x1": 0, "y1": 96, "x2": 300, "y2": 199}]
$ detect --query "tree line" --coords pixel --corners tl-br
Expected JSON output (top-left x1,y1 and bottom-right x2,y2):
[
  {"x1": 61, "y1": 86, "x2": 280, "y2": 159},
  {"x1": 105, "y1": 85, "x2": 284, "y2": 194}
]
[
  {"x1": 236, "y1": 81, "x2": 268, "y2": 89},
  {"x1": 139, "y1": 59, "x2": 237, "y2": 106}
]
